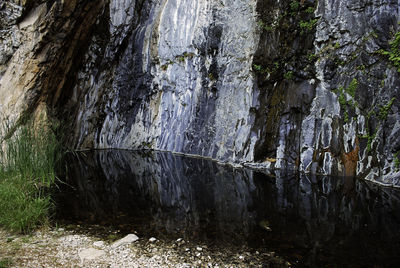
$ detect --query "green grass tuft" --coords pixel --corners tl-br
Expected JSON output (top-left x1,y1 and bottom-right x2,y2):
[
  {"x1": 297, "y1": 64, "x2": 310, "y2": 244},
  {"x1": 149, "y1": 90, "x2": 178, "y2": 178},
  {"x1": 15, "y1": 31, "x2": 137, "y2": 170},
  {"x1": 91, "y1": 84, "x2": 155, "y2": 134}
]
[{"x1": 0, "y1": 119, "x2": 60, "y2": 233}]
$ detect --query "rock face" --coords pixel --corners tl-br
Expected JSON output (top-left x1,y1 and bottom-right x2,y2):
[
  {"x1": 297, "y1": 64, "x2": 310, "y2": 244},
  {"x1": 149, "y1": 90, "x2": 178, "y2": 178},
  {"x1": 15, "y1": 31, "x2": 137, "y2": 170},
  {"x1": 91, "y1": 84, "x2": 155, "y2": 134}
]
[
  {"x1": 0, "y1": 0, "x2": 106, "y2": 124},
  {"x1": 0, "y1": 0, "x2": 399, "y2": 185}
]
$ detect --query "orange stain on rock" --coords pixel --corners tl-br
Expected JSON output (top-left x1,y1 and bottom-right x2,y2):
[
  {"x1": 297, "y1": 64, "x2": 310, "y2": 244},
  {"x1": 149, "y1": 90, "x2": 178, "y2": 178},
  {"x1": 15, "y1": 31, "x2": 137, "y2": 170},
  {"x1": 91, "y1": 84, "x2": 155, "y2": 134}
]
[{"x1": 341, "y1": 138, "x2": 359, "y2": 177}]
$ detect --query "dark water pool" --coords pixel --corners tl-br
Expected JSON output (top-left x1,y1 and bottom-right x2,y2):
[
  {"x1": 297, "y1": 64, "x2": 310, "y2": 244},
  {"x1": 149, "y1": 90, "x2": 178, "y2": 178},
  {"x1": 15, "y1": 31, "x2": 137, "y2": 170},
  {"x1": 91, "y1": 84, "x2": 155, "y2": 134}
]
[{"x1": 55, "y1": 150, "x2": 400, "y2": 267}]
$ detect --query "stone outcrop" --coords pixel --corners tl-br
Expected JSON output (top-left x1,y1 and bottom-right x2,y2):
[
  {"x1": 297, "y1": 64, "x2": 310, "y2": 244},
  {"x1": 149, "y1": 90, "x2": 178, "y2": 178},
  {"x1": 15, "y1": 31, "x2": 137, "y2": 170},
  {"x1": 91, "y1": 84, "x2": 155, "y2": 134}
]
[
  {"x1": 0, "y1": 0, "x2": 106, "y2": 125},
  {"x1": 0, "y1": 0, "x2": 399, "y2": 185}
]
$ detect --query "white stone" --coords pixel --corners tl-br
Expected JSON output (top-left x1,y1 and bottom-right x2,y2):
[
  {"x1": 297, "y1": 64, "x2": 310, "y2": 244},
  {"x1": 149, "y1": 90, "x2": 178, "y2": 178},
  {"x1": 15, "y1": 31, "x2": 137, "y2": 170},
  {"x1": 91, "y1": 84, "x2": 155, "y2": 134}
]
[
  {"x1": 78, "y1": 248, "x2": 105, "y2": 261},
  {"x1": 149, "y1": 237, "x2": 157, "y2": 243},
  {"x1": 111, "y1": 234, "x2": 139, "y2": 248},
  {"x1": 93, "y1": 241, "x2": 105, "y2": 247}
]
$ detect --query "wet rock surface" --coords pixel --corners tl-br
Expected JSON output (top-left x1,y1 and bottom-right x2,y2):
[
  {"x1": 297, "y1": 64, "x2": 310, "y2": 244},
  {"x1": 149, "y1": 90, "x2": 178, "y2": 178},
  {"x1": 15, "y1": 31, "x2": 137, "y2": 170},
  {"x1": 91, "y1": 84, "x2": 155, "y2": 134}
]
[{"x1": 0, "y1": 1, "x2": 399, "y2": 182}]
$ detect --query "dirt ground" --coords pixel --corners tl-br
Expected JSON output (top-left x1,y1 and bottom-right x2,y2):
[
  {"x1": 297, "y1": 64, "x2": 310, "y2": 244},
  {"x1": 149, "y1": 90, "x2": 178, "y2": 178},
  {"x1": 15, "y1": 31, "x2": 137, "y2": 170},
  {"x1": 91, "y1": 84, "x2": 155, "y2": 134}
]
[{"x1": 0, "y1": 228, "x2": 290, "y2": 267}]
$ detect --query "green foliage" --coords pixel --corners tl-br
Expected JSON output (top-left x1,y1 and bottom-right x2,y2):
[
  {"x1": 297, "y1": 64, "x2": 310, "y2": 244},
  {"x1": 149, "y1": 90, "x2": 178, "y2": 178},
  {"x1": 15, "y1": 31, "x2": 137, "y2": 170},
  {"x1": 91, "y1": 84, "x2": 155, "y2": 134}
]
[
  {"x1": 176, "y1": 56, "x2": 185, "y2": 63},
  {"x1": 290, "y1": 1, "x2": 300, "y2": 11},
  {"x1": 253, "y1": 63, "x2": 279, "y2": 77},
  {"x1": 362, "y1": 31, "x2": 378, "y2": 43},
  {"x1": 334, "y1": 57, "x2": 346, "y2": 66},
  {"x1": 336, "y1": 86, "x2": 350, "y2": 123},
  {"x1": 344, "y1": 110, "x2": 349, "y2": 123},
  {"x1": 257, "y1": 20, "x2": 275, "y2": 32},
  {"x1": 336, "y1": 79, "x2": 358, "y2": 123},
  {"x1": 141, "y1": 141, "x2": 151, "y2": 148},
  {"x1": 338, "y1": 88, "x2": 347, "y2": 107},
  {"x1": 0, "y1": 258, "x2": 13, "y2": 268},
  {"x1": 378, "y1": 29, "x2": 400, "y2": 72},
  {"x1": 284, "y1": 71, "x2": 294, "y2": 80},
  {"x1": 379, "y1": 97, "x2": 396, "y2": 120},
  {"x1": 361, "y1": 130, "x2": 376, "y2": 153},
  {"x1": 356, "y1": 64, "x2": 366, "y2": 71},
  {"x1": 305, "y1": 7, "x2": 315, "y2": 14},
  {"x1": 0, "y1": 120, "x2": 60, "y2": 233},
  {"x1": 299, "y1": 19, "x2": 318, "y2": 31},
  {"x1": 346, "y1": 78, "x2": 358, "y2": 98},
  {"x1": 307, "y1": 53, "x2": 317, "y2": 62},
  {"x1": 160, "y1": 59, "x2": 173, "y2": 71},
  {"x1": 367, "y1": 109, "x2": 376, "y2": 119},
  {"x1": 182, "y1": 52, "x2": 195, "y2": 59},
  {"x1": 394, "y1": 152, "x2": 400, "y2": 170},
  {"x1": 175, "y1": 52, "x2": 195, "y2": 64},
  {"x1": 208, "y1": 73, "x2": 216, "y2": 81},
  {"x1": 254, "y1": 1, "x2": 317, "y2": 83},
  {"x1": 253, "y1": 64, "x2": 263, "y2": 73}
]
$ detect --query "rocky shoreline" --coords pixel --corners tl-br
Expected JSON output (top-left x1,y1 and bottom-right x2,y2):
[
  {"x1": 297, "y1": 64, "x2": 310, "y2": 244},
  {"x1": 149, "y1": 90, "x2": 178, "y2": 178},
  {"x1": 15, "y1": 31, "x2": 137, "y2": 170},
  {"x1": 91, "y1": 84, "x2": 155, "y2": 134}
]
[{"x1": 0, "y1": 227, "x2": 289, "y2": 267}]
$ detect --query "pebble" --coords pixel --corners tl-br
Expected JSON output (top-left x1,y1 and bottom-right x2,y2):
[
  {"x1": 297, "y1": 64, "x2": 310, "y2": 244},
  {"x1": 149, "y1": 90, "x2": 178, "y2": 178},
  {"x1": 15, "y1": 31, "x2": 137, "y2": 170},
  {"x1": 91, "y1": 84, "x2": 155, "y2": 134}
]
[
  {"x1": 149, "y1": 237, "x2": 157, "y2": 243},
  {"x1": 111, "y1": 234, "x2": 139, "y2": 248},
  {"x1": 93, "y1": 241, "x2": 105, "y2": 247},
  {"x1": 0, "y1": 228, "x2": 279, "y2": 267},
  {"x1": 78, "y1": 248, "x2": 105, "y2": 261}
]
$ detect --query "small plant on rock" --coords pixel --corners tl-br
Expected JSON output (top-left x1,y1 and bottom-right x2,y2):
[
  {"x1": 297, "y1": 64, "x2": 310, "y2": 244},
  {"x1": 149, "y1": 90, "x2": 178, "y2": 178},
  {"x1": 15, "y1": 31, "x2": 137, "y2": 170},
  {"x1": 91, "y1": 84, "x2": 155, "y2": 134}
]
[{"x1": 378, "y1": 29, "x2": 400, "y2": 72}]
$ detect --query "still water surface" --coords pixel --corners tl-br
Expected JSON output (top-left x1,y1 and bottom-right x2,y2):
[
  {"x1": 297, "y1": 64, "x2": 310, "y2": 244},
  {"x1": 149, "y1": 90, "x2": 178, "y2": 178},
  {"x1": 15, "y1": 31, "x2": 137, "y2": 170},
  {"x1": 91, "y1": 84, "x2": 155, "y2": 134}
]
[{"x1": 55, "y1": 150, "x2": 400, "y2": 267}]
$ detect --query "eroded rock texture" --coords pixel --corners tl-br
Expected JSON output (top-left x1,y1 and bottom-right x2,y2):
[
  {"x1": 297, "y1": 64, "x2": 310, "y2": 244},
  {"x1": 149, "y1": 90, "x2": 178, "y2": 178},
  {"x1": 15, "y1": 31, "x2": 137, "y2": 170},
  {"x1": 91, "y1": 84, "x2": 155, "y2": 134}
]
[{"x1": 0, "y1": 0, "x2": 399, "y2": 185}]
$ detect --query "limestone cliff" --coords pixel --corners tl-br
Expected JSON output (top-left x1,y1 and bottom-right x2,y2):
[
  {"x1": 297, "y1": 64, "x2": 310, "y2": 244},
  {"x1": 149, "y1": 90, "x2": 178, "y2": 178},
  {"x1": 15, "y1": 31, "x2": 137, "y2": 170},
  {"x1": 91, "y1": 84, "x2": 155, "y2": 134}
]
[{"x1": 0, "y1": 0, "x2": 399, "y2": 186}]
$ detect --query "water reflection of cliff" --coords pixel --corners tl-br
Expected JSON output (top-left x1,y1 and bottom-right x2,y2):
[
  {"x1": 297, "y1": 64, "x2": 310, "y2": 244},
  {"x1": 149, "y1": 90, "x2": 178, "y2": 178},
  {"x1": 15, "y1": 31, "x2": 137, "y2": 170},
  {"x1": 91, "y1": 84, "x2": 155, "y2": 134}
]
[{"x1": 57, "y1": 150, "x2": 400, "y2": 267}]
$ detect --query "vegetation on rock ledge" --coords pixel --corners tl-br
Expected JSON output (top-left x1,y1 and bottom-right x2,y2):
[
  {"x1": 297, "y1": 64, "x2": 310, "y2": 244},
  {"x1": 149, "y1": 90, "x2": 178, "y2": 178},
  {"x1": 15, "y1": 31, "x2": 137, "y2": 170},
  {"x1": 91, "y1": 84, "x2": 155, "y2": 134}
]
[{"x1": 378, "y1": 27, "x2": 400, "y2": 72}]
